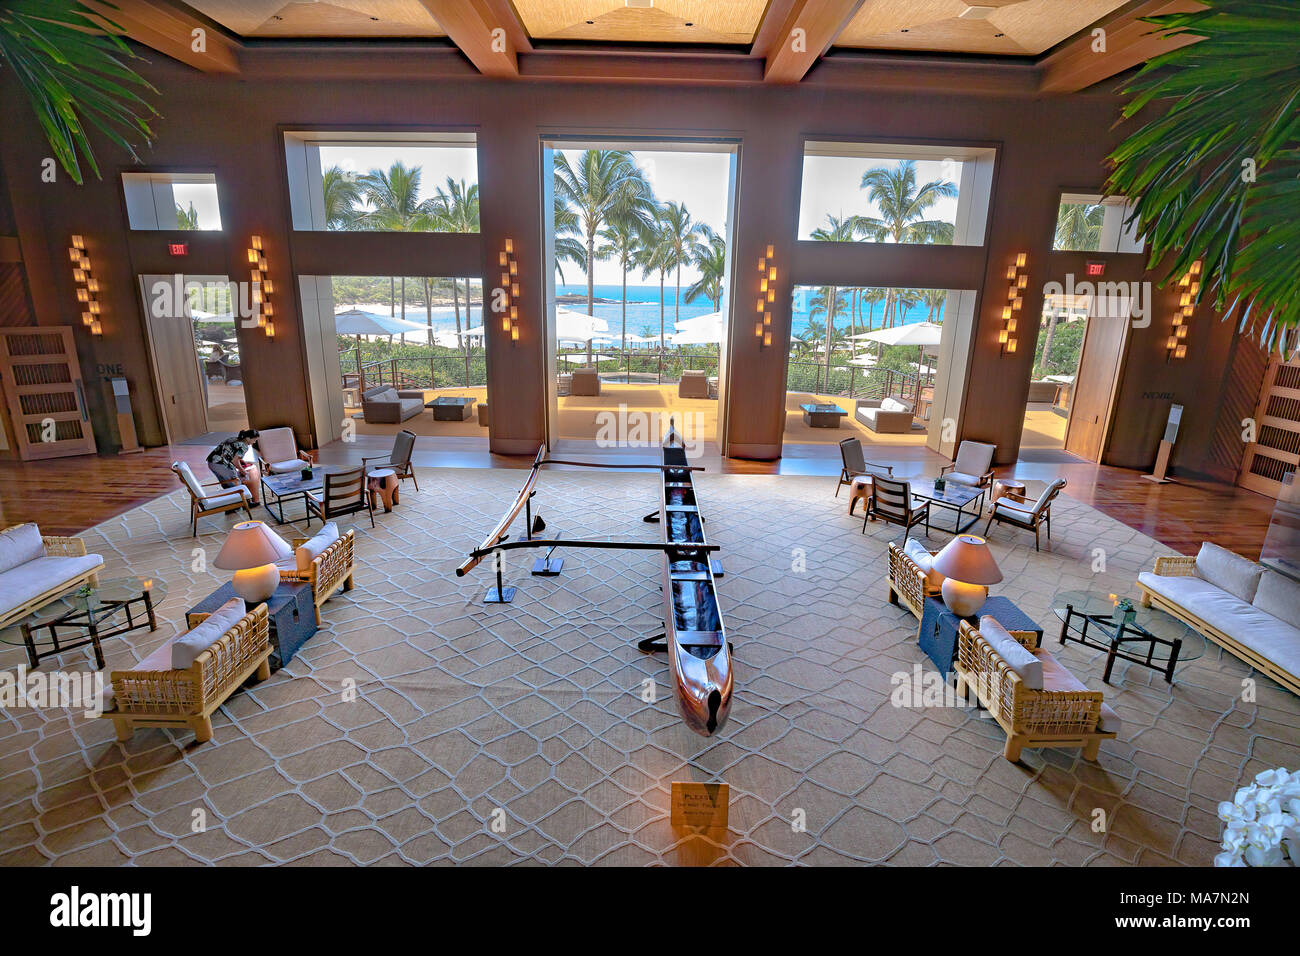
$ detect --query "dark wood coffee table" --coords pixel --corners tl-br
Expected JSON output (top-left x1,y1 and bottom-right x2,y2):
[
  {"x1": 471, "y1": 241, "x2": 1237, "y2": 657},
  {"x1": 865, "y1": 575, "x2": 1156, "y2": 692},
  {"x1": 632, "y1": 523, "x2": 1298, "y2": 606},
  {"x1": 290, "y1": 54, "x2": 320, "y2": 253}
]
[
  {"x1": 428, "y1": 396, "x2": 475, "y2": 421},
  {"x1": 261, "y1": 467, "x2": 338, "y2": 524},
  {"x1": 912, "y1": 481, "x2": 985, "y2": 534},
  {"x1": 800, "y1": 403, "x2": 847, "y2": 428}
]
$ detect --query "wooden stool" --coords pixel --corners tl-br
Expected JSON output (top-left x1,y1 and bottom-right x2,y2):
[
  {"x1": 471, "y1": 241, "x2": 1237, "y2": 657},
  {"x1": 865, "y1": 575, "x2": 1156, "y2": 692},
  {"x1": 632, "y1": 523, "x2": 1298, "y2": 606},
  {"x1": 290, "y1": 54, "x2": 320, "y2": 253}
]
[
  {"x1": 849, "y1": 475, "x2": 873, "y2": 516},
  {"x1": 477, "y1": 403, "x2": 489, "y2": 426},
  {"x1": 367, "y1": 468, "x2": 399, "y2": 513},
  {"x1": 990, "y1": 478, "x2": 1026, "y2": 512}
]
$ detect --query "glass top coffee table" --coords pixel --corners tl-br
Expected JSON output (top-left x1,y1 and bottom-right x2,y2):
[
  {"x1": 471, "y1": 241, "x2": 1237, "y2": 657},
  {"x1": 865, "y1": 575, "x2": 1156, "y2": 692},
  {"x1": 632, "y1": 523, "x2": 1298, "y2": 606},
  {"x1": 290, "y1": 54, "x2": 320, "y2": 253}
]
[
  {"x1": 261, "y1": 466, "x2": 340, "y2": 524},
  {"x1": 800, "y1": 403, "x2": 847, "y2": 428},
  {"x1": 1052, "y1": 590, "x2": 1205, "y2": 684},
  {"x1": 427, "y1": 396, "x2": 475, "y2": 421},
  {"x1": 2, "y1": 576, "x2": 166, "y2": 669},
  {"x1": 912, "y1": 481, "x2": 986, "y2": 534}
]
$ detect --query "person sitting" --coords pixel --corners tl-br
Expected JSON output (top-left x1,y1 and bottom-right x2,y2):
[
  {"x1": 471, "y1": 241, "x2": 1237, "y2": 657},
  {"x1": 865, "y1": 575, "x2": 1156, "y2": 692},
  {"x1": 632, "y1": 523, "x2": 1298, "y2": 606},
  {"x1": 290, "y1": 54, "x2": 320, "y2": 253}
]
[{"x1": 206, "y1": 429, "x2": 261, "y2": 505}]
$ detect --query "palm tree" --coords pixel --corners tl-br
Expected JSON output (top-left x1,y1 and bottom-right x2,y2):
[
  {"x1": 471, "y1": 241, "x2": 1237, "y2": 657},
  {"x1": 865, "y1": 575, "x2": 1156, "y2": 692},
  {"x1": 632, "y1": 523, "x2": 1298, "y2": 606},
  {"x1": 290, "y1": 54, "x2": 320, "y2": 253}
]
[
  {"x1": 429, "y1": 178, "x2": 481, "y2": 344},
  {"x1": 553, "y1": 197, "x2": 586, "y2": 286},
  {"x1": 175, "y1": 202, "x2": 200, "y2": 230},
  {"x1": 809, "y1": 284, "x2": 849, "y2": 388},
  {"x1": 1054, "y1": 201, "x2": 1105, "y2": 251},
  {"x1": 655, "y1": 201, "x2": 708, "y2": 337},
  {"x1": 685, "y1": 226, "x2": 726, "y2": 311},
  {"x1": 857, "y1": 160, "x2": 958, "y2": 245},
  {"x1": 322, "y1": 165, "x2": 362, "y2": 230},
  {"x1": 639, "y1": 210, "x2": 674, "y2": 351},
  {"x1": 596, "y1": 216, "x2": 644, "y2": 352},
  {"x1": 357, "y1": 161, "x2": 436, "y2": 318},
  {"x1": 810, "y1": 216, "x2": 858, "y2": 382},
  {"x1": 920, "y1": 288, "x2": 948, "y2": 322},
  {"x1": 553, "y1": 149, "x2": 657, "y2": 323}
]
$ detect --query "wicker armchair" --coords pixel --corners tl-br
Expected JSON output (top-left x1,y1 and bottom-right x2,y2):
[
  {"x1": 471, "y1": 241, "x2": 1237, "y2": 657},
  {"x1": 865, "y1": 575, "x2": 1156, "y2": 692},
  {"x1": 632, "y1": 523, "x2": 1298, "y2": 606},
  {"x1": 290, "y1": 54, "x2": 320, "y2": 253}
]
[
  {"x1": 101, "y1": 604, "x2": 272, "y2": 744},
  {"x1": 280, "y1": 529, "x2": 356, "y2": 625},
  {"x1": 955, "y1": 618, "x2": 1117, "y2": 762},
  {"x1": 886, "y1": 541, "x2": 941, "y2": 620}
]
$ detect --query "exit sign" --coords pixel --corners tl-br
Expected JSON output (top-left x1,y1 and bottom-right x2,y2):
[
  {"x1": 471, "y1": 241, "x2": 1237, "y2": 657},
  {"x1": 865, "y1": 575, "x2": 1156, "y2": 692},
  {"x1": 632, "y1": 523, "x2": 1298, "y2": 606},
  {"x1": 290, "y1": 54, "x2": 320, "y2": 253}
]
[
  {"x1": 1086, "y1": 261, "x2": 1105, "y2": 276},
  {"x1": 168, "y1": 242, "x2": 188, "y2": 256}
]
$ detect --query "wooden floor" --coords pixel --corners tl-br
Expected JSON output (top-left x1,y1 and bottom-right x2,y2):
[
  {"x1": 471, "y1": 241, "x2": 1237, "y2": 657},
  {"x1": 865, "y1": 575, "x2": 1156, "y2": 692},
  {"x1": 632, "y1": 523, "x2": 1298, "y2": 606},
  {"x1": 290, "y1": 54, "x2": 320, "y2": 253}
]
[{"x1": 0, "y1": 436, "x2": 1277, "y2": 558}]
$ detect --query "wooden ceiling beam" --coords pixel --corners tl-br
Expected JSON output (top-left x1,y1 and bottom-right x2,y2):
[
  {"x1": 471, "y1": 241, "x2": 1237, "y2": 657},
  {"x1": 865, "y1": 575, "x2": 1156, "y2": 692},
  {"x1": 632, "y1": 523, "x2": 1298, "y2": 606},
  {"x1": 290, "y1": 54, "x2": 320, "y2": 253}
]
[
  {"x1": 1038, "y1": 0, "x2": 1205, "y2": 94},
  {"x1": 749, "y1": 0, "x2": 799, "y2": 58},
  {"x1": 80, "y1": 0, "x2": 239, "y2": 73},
  {"x1": 762, "y1": 0, "x2": 866, "y2": 83},
  {"x1": 417, "y1": 0, "x2": 521, "y2": 77}
]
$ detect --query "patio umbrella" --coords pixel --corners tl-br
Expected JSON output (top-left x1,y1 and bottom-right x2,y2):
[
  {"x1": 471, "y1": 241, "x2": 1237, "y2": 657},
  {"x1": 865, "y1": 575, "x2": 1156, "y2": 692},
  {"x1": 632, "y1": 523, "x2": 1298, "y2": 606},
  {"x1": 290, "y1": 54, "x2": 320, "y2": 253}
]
[
  {"x1": 556, "y1": 307, "x2": 610, "y2": 362},
  {"x1": 853, "y1": 321, "x2": 944, "y2": 404},
  {"x1": 670, "y1": 312, "x2": 724, "y2": 346},
  {"x1": 334, "y1": 307, "x2": 429, "y2": 345}
]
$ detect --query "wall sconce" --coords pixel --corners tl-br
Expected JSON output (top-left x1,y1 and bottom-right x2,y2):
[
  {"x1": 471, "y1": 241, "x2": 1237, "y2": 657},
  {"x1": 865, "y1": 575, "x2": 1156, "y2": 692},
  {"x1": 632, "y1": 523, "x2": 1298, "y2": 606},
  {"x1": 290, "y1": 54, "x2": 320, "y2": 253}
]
[
  {"x1": 756, "y1": 244, "x2": 775, "y2": 348},
  {"x1": 247, "y1": 236, "x2": 274, "y2": 338},
  {"x1": 1167, "y1": 261, "x2": 1200, "y2": 361},
  {"x1": 500, "y1": 239, "x2": 519, "y2": 344},
  {"x1": 69, "y1": 235, "x2": 102, "y2": 335},
  {"x1": 1001, "y1": 252, "x2": 1026, "y2": 355}
]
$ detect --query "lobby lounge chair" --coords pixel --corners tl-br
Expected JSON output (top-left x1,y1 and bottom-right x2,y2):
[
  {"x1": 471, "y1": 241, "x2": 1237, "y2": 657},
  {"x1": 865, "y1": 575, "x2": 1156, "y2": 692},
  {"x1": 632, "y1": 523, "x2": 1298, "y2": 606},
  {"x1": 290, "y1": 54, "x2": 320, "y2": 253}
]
[
  {"x1": 360, "y1": 386, "x2": 425, "y2": 424},
  {"x1": 984, "y1": 478, "x2": 1066, "y2": 551},
  {"x1": 939, "y1": 440, "x2": 996, "y2": 488},
  {"x1": 0, "y1": 523, "x2": 105, "y2": 632},
  {"x1": 836, "y1": 437, "x2": 893, "y2": 515},
  {"x1": 255, "y1": 427, "x2": 312, "y2": 475},
  {"x1": 855, "y1": 397, "x2": 914, "y2": 433},
  {"x1": 863, "y1": 475, "x2": 930, "y2": 542},
  {"x1": 570, "y1": 367, "x2": 601, "y2": 396},
  {"x1": 955, "y1": 616, "x2": 1120, "y2": 762},
  {"x1": 886, "y1": 539, "x2": 943, "y2": 621},
  {"x1": 361, "y1": 429, "x2": 418, "y2": 491},
  {"x1": 101, "y1": 602, "x2": 272, "y2": 744},
  {"x1": 173, "y1": 461, "x2": 253, "y2": 537},
  {"x1": 281, "y1": 526, "x2": 356, "y2": 626},
  {"x1": 1137, "y1": 543, "x2": 1300, "y2": 697},
  {"x1": 306, "y1": 466, "x2": 374, "y2": 529}
]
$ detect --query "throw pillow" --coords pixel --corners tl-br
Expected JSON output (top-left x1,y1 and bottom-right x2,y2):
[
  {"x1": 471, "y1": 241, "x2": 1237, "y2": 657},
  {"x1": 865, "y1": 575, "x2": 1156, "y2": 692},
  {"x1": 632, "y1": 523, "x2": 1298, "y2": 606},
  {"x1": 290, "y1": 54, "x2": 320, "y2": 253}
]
[
  {"x1": 171, "y1": 598, "x2": 247, "y2": 670},
  {"x1": 296, "y1": 522, "x2": 341, "y2": 572},
  {"x1": 1194, "y1": 542, "x2": 1264, "y2": 604}
]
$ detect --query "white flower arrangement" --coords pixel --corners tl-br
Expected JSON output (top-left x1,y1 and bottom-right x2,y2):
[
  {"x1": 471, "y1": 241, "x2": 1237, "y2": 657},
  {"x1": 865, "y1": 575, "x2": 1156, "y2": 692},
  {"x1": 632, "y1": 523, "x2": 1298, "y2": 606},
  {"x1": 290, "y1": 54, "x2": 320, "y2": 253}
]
[{"x1": 1215, "y1": 767, "x2": 1300, "y2": 867}]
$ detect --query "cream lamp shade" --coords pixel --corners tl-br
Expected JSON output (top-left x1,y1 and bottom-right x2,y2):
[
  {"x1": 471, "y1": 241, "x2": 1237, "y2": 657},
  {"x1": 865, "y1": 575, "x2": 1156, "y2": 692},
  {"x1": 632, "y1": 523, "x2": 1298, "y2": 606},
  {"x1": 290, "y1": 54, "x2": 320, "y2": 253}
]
[
  {"x1": 932, "y1": 534, "x2": 1003, "y2": 617},
  {"x1": 213, "y1": 521, "x2": 292, "y2": 603}
]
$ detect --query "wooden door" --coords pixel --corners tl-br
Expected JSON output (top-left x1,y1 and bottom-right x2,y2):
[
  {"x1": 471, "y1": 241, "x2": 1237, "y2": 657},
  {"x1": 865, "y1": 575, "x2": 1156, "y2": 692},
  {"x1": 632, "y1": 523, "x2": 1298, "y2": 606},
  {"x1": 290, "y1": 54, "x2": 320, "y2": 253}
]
[
  {"x1": 1064, "y1": 296, "x2": 1129, "y2": 461},
  {"x1": 139, "y1": 275, "x2": 207, "y2": 444},
  {"x1": 1239, "y1": 353, "x2": 1300, "y2": 497},
  {"x1": 0, "y1": 327, "x2": 98, "y2": 459}
]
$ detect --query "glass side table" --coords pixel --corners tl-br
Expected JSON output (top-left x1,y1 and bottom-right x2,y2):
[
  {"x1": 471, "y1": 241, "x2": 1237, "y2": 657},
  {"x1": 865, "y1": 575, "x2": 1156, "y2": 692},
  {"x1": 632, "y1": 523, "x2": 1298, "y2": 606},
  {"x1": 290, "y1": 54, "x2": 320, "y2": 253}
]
[
  {"x1": 1052, "y1": 589, "x2": 1205, "y2": 684},
  {"x1": 4, "y1": 576, "x2": 166, "y2": 669}
]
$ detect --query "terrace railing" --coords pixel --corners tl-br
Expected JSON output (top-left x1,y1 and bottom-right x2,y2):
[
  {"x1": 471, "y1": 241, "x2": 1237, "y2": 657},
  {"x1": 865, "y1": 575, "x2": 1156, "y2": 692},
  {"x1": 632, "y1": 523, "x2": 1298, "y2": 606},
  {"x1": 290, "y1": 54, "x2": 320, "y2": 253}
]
[
  {"x1": 340, "y1": 346, "x2": 487, "y2": 392},
  {"x1": 786, "y1": 361, "x2": 928, "y2": 404}
]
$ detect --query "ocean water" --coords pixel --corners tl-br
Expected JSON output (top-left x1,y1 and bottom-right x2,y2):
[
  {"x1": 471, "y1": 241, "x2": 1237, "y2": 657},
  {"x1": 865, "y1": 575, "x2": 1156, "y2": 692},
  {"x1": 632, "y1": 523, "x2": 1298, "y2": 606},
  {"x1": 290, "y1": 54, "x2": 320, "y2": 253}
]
[{"x1": 352, "y1": 284, "x2": 941, "y2": 341}]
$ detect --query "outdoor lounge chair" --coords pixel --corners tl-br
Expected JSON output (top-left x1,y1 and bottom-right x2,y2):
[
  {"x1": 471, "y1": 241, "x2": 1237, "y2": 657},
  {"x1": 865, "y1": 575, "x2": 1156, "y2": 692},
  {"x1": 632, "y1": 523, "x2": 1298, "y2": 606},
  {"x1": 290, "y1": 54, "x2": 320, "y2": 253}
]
[{"x1": 570, "y1": 367, "x2": 601, "y2": 396}]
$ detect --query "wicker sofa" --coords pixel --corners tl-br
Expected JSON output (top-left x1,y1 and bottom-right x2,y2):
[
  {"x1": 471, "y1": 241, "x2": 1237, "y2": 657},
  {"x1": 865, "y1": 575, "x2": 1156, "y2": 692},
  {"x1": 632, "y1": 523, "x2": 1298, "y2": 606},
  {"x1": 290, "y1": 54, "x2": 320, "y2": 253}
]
[
  {"x1": 886, "y1": 540, "x2": 943, "y2": 621},
  {"x1": 0, "y1": 524, "x2": 104, "y2": 631},
  {"x1": 279, "y1": 526, "x2": 356, "y2": 625},
  {"x1": 361, "y1": 385, "x2": 425, "y2": 423},
  {"x1": 100, "y1": 603, "x2": 271, "y2": 744},
  {"x1": 855, "y1": 397, "x2": 914, "y2": 433},
  {"x1": 955, "y1": 616, "x2": 1120, "y2": 762},
  {"x1": 1137, "y1": 543, "x2": 1300, "y2": 696}
]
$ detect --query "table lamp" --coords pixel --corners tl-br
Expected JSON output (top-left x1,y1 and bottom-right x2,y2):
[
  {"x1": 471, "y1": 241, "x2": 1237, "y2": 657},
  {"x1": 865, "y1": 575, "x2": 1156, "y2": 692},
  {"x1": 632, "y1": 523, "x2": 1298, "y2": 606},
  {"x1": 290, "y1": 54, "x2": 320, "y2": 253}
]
[
  {"x1": 932, "y1": 533, "x2": 1003, "y2": 617},
  {"x1": 213, "y1": 521, "x2": 292, "y2": 602}
]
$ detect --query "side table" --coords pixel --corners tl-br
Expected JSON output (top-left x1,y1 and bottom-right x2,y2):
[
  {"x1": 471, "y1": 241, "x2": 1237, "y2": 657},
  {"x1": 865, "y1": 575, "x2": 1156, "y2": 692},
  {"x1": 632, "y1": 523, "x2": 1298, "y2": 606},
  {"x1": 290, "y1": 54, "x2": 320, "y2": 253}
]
[
  {"x1": 367, "y1": 468, "x2": 399, "y2": 512},
  {"x1": 188, "y1": 581, "x2": 316, "y2": 670},
  {"x1": 918, "y1": 594, "x2": 1043, "y2": 676}
]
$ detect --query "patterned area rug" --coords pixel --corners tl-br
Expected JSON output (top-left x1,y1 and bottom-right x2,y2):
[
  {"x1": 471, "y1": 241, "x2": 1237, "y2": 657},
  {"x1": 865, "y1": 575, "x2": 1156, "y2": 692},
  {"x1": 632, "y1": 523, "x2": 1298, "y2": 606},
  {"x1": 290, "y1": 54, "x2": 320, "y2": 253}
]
[{"x1": 2, "y1": 469, "x2": 1297, "y2": 866}]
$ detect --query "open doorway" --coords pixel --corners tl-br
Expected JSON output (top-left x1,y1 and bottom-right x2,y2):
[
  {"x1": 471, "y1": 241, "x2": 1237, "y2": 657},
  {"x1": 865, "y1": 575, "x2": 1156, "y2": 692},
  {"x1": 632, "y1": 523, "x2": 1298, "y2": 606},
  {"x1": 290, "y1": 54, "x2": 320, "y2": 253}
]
[
  {"x1": 541, "y1": 140, "x2": 736, "y2": 456},
  {"x1": 139, "y1": 273, "x2": 246, "y2": 445},
  {"x1": 1020, "y1": 289, "x2": 1131, "y2": 461}
]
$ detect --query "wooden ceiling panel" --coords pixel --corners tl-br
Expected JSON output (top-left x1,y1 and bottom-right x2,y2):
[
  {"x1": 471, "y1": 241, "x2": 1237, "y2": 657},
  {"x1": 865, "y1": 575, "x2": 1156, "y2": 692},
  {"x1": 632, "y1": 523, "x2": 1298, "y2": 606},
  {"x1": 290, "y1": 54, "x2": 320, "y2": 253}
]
[
  {"x1": 835, "y1": 0, "x2": 1130, "y2": 56},
  {"x1": 515, "y1": 0, "x2": 764, "y2": 45},
  {"x1": 184, "y1": 0, "x2": 446, "y2": 37}
]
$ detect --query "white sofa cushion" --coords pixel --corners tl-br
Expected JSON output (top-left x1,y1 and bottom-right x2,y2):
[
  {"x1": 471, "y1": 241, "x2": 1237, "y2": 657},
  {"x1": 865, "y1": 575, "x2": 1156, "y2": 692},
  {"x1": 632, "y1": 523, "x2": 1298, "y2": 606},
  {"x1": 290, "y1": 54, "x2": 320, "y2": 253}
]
[
  {"x1": 980, "y1": 616, "x2": 1043, "y2": 690},
  {"x1": 881, "y1": 397, "x2": 908, "y2": 413},
  {"x1": 0, "y1": 554, "x2": 105, "y2": 616},
  {"x1": 266, "y1": 459, "x2": 306, "y2": 475},
  {"x1": 296, "y1": 522, "x2": 340, "y2": 572},
  {"x1": 0, "y1": 523, "x2": 45, "y2": 574},
  {"x1": 1033, "y1": 648, "x2": 1120, "y2": 733},
  {"x1": 202, "y1": 486, "x2": 250, "y2": 509},
  {"x1": 903, "y1": 537, "x2": 945, "y2": 589},
  {"x1": 1138, "y1": 571, "x2": 1300, "y2": 678},
  {"x1": 1254, "y1": 570, "x2": 1300, "y2": 624},
  {"x1": 945, "y1": 472, "x2": 983, "y2": 487},
  {"x1": 171, "y1": 598, "x2": 246, "y2": 670},
  {"x1": 1195, "y1": 542, "x2": 1263, "y2": 603}
]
